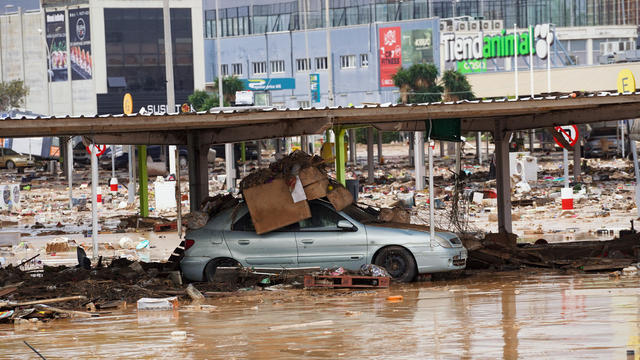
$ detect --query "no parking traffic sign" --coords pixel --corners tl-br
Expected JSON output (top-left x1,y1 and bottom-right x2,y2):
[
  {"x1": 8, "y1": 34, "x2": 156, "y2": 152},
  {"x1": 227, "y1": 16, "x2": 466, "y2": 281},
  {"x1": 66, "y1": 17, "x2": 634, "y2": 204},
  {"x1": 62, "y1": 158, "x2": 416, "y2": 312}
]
[{"x1": 553, "y1": 125, "x2": 579, "y2": 149}]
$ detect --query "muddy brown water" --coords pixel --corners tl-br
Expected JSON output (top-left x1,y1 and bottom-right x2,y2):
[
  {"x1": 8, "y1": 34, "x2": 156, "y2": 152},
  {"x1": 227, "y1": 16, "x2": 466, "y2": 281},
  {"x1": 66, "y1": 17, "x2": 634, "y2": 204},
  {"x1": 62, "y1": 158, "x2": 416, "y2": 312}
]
[{"x1": 1, "y1": 271, "x2": 639, "y2": 359}]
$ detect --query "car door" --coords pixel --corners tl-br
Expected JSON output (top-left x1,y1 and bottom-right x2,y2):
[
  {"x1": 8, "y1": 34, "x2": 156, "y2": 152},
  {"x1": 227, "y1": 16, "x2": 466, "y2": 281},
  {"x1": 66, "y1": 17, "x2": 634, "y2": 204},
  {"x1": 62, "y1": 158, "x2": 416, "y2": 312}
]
[
  {"x1": 223, "y1": 211, "x2": 299, "y2": 267},
  {"x1": 295, "y1": 202, "x2": 366, "y2": 270}
]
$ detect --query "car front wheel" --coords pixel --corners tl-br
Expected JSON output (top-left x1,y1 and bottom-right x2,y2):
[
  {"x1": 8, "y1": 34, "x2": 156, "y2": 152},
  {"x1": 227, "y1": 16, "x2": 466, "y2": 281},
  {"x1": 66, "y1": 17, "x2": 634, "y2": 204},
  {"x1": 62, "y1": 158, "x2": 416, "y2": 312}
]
[
  {"x1": 203, "y1": 258, "x2": 240, "y2": 282},
  {"x1": 5, "y1": 160, "x2": 14, "y2": 170},
  {"x1": 374, "y1": 246, "x2": 417, "y2": 282}
]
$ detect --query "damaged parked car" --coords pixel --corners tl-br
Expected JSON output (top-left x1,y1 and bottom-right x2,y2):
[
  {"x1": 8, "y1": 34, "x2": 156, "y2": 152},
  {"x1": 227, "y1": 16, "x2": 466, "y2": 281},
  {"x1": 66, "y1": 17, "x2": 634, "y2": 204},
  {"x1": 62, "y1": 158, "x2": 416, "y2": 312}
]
[{"x1": 180, "y1": 199, "x2": 467, "y2": 282}]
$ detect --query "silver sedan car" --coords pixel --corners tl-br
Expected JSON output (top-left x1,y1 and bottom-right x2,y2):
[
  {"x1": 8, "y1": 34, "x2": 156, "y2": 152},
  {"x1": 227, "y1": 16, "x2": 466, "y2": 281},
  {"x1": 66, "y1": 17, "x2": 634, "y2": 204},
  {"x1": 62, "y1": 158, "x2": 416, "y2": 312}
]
[{"x1": 180, "y1": 200, "x2": 467, "y2": 282}]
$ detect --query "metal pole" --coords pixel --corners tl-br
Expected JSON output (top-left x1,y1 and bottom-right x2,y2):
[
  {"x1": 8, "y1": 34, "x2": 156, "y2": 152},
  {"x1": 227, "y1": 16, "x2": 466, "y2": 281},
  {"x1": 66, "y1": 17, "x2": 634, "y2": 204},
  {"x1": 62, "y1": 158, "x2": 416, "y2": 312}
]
[
  {"x1": 529, "y1": 25, "x2": 534, "y2": 97},
  {"x1": 175, "y1": 147, "x2": 182, "y2": 239},
  {"x1": 64, "y1": 7, "x2": 73, "y2": 116},
  {"x1": 325, "y1": 0, "x2": 334, "y2": 106},
  {"x1": 563, "y1": 148, "x2": 569, "y2": 188},
  {"x1": 476, "y1": 131, "x2": 482, "y2": 163},
  {"x1": 111, "y1": 145, "x2": 115, "y2": 178},
  {"x1": 302, "y1": 0, "x2": 311, "y2": 104},
  {"x1": 367, "y1": 127, "x2": 374, "y2": 184},
  {"x1": 163, "y1": 0, "x2": 177, "y2": 175},
  {"x1": 216, "y1": 0, "x2": 234, "y2": 191},
  {"x1": 138, "y1": 145, "x2": 149, "y2": 217},
  {"x1": 622, "y1": 120, "x2": 626, "y2": 158},
  {"x1": 547, "y1": 27, "x2": 551, "y2": 94},
  {"x1": 414, "y1": 132, "x2": 425, "y2": 190},
  {"x1": 128, "y1": 145, "x2": 135, "y2": 203},
  {"x1": 514, "y1": 24, "x2": 518, "y2": 99},
  {"x1": 428, "y1": 139, "x2": 435, "y2": 245},
  {"x1": 631, "y1": 137, "x2": 640, "y2": 217},
  {"x1": 90, "y1": 144, "x2": 99, "y2": 260},
  {"x1": 67, "y1": 138, "x2": 73, "y2": 209}
]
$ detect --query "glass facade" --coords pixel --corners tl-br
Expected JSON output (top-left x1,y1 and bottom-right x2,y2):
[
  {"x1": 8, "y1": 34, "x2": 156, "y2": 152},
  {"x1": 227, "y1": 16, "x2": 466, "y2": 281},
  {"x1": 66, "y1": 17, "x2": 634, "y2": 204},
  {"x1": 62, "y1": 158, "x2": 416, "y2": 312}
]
[
  {"x1": 104, "y1": 8, "x2": 193, "y2": 94},
  {"x1": 204, "y1": 0, "x2": 640, "y2": 39}
]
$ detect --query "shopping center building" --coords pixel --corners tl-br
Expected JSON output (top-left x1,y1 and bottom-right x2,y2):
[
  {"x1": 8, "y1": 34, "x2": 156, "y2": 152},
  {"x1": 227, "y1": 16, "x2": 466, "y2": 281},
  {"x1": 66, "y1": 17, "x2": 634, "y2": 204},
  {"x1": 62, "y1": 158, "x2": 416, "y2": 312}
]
[{"x1": 0, "y1": 0, "x2": 639, "y2": 115}]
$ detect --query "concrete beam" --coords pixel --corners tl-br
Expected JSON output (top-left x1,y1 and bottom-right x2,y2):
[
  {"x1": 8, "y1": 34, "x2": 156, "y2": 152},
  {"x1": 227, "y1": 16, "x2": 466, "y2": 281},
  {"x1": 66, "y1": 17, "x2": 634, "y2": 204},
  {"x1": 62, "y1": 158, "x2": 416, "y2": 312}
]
[
  {"x1": 199, "y1": 118, "x2": 332, "y2": 145},
  {"x1": 93, "y1": 132, "x2": 186, "y2": 145},
  {"x1": 187, "y1": 132, "x2": 209, "y2": 212},
  {"x1": 494, "y1": 121, "x2": 513, "y2": 234}
]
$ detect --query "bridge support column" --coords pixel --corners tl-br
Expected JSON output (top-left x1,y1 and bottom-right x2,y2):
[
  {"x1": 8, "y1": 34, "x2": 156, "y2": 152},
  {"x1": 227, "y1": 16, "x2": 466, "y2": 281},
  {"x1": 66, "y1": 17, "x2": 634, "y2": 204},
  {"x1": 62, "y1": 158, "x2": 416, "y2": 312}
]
[
  {"x1": 494, "y1": 122, "x2": 513, "y2": 235},
  {"x1": 188, "y1": 133, "x2": 209, "y2": 212}
]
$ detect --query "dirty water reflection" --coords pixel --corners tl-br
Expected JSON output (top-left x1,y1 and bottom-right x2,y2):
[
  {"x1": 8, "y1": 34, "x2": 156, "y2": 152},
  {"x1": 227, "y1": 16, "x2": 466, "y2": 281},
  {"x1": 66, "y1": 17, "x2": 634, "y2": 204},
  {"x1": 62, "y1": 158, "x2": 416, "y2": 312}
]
[{"x1": 1, "y1": 272, "x2": 639, "y2": 359}]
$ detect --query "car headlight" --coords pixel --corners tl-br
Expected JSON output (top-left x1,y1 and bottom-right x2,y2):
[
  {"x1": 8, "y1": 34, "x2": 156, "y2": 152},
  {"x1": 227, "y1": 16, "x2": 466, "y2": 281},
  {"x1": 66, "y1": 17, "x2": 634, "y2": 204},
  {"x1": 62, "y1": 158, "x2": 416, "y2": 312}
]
[{"x1": 432, "y1": 236, "x2": 452, "y2": 248}]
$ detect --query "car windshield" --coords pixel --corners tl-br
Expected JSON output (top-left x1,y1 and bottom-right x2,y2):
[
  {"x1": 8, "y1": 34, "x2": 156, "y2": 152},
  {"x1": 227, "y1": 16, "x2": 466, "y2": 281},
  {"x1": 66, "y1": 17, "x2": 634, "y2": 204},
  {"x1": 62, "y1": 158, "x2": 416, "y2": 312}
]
[
  {"x1": 342, "y1": 204, "x2": 378, "y2": 224},
  {"x1": 2, "y1": 148, "x2": 19, "y2": 155}
]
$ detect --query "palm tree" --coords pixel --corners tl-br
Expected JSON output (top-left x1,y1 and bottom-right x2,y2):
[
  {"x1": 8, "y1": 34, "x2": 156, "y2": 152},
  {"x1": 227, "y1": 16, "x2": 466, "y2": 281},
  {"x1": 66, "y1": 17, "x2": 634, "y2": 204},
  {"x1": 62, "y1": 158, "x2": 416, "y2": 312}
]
[
  {"x1": 392, "y1": 64, "x2": 443, "y2": 104},
  {"x1": 441, "y1": 70, "x2": 474, "y2": 102},
  {"x1": 392, "y1": 68, "x2": 412, "y2": 104}
]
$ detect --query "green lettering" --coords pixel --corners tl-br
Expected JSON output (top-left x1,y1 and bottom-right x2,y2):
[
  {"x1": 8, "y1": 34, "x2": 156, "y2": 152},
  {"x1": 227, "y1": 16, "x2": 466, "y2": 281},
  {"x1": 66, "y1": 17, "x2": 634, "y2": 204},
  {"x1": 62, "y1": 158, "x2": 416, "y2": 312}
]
[
  {"x1": 519, "y1": 33, "x2": 529, "y2": 55},
  {"x1": 490, "y1": 36, "x2": 500, "y2": 58},
  {"x1": 483, "y1": 36, "x2": 491, "y2": 58},
  {"x1": 505, "y1": 34, "x2": 514, "y2": 56}
]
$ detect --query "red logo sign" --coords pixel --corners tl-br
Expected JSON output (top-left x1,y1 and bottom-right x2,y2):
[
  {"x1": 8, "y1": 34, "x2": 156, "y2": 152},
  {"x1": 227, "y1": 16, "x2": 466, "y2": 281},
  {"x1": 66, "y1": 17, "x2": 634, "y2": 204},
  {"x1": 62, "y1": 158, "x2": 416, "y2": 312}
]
[
  {"x1": 379, "y1": 27, "x2": 402, "y2": 87},
  {"x1": 86, "y1": 144, "x2": 107, "y2": 157}
]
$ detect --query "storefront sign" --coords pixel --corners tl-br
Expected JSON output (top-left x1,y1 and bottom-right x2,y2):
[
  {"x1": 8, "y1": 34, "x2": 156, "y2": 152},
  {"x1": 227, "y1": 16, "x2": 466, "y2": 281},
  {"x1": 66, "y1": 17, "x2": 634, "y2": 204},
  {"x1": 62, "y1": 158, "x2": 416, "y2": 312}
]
[
  {"x1": 402, "y1": 29, "x2": 433, "y2": 66},
  {"x1": 69, "y1": 8, "x2": 92, "y2": 80},
  {"x1": 379, "y1": 26, "x2": 402, "y2": 87},
  {"x1": 240, "y1": 78, "x2": 295, "y2": 91},
  {"x1": 309, "y1": 73, "x2": 320, "y2": 103},
  {"x1": 442, "y1": 24, "x2": 554, "y2": 63},
  {"x1": 617, "y1": 69, "x2": 636, "y2": 93},
  {"x1": 235, "y1": 91, "x2": 254, "y2": 105},
  {"x1": 457, "y1": 59, "x2": 487, "y2": 74},
  {"x1": 45, "y1": 11, "x2": 67, "y2": 82}
]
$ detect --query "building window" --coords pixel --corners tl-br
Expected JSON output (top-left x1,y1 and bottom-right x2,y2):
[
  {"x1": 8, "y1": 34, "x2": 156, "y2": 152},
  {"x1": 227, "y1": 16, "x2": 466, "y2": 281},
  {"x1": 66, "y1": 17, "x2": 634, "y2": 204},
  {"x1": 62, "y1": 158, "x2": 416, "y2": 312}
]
[
  {"x1": 296, "y1": 58, "x2": 311, "y2": 72},
  {"x1": 315, "y1": 56, "x2": 328, "y2": 70},
  {"x1": 204, "y1": 6, "x2": 250, "y2": 38},
  {"x1": 360, "y1": 54, "x2": 369, "y2": 67},
  {"x1": 232, "y1": 63, "x2": 243, "y2": 76},
  {"x1": 271, "y1": 60, "x2": 285, "y2": 73},
  {"x1": 221, "y1": 64, "x2": 229, "y2": 76},
  {"x1": 340, "y1": 55, "x2": 356, "y2": 69},
  {"x1": 103, "y1": 8, "x2": 193, "y2": 96},
  {"x1": 252, "y1": 61, "x2": 266, "y2": 75}
]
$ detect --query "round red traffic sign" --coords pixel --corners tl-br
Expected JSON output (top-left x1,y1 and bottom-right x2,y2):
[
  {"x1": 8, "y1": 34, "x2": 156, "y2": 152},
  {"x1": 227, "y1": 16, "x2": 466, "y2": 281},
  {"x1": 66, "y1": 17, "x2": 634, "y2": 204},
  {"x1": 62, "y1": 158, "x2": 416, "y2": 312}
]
[
  {"x1": 553, "y1": 125, "x2": 579, "y2": 149},
  {"x1": 86, "y1": 144, "x2": 107, "y2": 157}
]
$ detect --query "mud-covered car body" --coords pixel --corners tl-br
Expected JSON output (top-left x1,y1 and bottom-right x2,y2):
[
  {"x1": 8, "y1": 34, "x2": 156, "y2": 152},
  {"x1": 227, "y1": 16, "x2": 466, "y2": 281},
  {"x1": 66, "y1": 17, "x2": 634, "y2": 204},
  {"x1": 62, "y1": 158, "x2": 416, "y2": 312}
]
[{"x1": 181, "y1": 200, "x2": 467, "y2": 282}]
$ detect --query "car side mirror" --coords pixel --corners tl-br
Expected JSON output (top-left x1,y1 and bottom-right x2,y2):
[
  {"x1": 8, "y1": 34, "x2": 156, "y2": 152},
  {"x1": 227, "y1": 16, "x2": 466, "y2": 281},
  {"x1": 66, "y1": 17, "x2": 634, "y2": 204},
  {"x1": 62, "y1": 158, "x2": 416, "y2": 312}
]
[{"x1": 337, "y1": 220, "x2": 356, "y2": 231}]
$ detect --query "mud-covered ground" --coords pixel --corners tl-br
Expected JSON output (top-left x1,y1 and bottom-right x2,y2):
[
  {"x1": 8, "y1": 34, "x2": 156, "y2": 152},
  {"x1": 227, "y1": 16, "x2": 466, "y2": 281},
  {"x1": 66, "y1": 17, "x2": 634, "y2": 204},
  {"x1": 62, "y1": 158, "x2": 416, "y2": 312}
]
[{"x1": 1, "y1": 270, "x2": 639, "y2": 359}]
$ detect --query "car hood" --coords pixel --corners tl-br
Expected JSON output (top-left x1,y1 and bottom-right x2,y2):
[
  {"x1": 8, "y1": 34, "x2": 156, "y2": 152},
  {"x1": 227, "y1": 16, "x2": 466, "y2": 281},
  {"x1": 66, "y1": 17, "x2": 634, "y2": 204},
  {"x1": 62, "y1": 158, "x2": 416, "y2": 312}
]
[
  {"x1": 365, "y1": 222, "x2": 463, "y2": 247},
  {"x1": 8, "y1": 155, "x2": 31, "y2": 162}
]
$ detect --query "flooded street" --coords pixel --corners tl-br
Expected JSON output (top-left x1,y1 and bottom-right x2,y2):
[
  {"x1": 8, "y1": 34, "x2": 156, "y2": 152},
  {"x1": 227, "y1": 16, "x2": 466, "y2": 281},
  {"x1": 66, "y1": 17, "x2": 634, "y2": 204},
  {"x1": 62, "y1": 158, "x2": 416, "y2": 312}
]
[{"x1": 1, "y1": 271, "x2": 638, "y2": 359}]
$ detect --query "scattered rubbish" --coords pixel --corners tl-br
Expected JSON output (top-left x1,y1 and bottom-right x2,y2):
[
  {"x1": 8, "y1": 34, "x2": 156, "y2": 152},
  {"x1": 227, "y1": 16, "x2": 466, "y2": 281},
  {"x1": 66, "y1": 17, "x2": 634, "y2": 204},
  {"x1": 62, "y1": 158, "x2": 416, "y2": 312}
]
[
  {"x1": 170, "y1": 330, "x2": 187, "y2": 340},
  {"x1": 268, "y1": 320, "x2": 334, "y2": 331},
  {"x1": 185, "y1": 284, "x2": 205, "y2": 305},
  {"x1": 304, "y1": 274, "x2": 390, "y2": 288},
  {"x1": 136, "y1": 297, "x2": 179, "y2": 311}
]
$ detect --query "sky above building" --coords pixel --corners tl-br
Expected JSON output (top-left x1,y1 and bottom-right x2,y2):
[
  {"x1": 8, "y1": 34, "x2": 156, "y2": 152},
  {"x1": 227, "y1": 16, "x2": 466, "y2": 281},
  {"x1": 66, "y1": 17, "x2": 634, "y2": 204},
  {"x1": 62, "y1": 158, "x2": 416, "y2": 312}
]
[{"x1": 0, "y1": 0, "x2": 39, "y2": 12}]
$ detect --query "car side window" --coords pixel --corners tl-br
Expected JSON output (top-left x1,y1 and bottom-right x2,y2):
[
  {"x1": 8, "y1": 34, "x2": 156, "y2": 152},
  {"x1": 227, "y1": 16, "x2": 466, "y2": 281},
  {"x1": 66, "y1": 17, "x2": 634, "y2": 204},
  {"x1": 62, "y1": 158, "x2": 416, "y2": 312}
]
[
  {"x1": 299, "y1": 203, "x2": 347, "y2": 231},
  {"x1": 232, "y1": 212, "x2": 298, "y2": 232}
]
